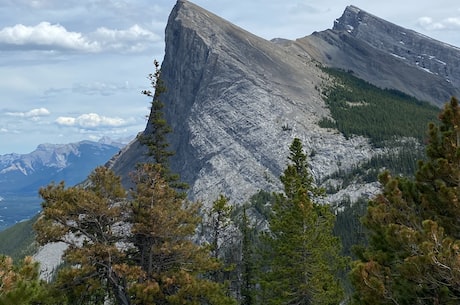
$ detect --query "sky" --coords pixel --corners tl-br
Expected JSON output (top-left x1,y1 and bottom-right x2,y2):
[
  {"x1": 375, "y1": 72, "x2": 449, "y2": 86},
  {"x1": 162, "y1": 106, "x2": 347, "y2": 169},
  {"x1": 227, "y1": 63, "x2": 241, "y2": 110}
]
[{"x1": 0, "y1": 0, "x2": 459, "y2": 155}]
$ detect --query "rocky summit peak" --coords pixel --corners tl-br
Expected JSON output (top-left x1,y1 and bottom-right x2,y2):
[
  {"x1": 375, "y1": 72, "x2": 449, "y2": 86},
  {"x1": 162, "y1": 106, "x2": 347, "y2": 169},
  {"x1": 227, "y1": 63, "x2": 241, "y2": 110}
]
[
  {"x1": 333, "y1": 5, "x2": 382, "y2": 33},
  {"x1": 293, "y1": 4, "x2": 460, "y2": 105},
  {"x1": 111, "y1": 1, "x2": 380, "y2": 204},
  {"x1": 110, "y1": 1, "x2": 460, "y2": 206}
]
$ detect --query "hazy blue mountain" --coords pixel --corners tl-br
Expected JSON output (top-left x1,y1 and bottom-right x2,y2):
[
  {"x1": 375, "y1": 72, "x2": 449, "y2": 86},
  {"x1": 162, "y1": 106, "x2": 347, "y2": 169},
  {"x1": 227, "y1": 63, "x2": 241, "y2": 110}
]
[{"x1": 0, "y1": 138, "x2": 129, "y2": 230}]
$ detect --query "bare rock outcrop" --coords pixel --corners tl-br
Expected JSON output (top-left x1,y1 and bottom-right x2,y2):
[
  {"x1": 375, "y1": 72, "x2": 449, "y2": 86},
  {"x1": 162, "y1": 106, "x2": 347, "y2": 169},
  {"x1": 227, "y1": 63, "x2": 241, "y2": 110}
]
[
  {"x1": 110, "y1": 2, "x2": 460, "y2": 205},
  {"x1": 111, "y1": 1, "x2": 383, "y2": 204}
]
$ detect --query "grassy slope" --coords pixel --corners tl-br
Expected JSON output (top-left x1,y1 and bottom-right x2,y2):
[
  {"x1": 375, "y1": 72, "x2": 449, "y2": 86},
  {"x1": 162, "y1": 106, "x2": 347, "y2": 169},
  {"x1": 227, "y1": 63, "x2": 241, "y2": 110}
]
[{"x1": 0, "y1": 215, "x2": 37, "y2": 261}]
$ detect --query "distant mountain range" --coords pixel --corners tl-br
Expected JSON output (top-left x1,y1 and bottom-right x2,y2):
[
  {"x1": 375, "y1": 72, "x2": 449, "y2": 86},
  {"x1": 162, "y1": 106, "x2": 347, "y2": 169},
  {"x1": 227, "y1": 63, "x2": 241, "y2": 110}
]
[
  {"x1": 0, "y1": 137, "x2": 130, "y2": 195},
  {"x1": 0, "y1": 137, "x2": 131, "y2": 231}
]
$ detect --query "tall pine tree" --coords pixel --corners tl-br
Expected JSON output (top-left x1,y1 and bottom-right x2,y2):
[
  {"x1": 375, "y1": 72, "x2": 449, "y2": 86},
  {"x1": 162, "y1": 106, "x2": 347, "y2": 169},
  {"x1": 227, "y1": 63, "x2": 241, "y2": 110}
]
[
  {"x1": 128, "y1": 61, "x2": 234, "y2": 305},
  {"x1": 261, "y1": 138, "x2": 346, "y2": 305},
  {"x1": 351, "y1": 97, "x2": 460, "y2": 304}
]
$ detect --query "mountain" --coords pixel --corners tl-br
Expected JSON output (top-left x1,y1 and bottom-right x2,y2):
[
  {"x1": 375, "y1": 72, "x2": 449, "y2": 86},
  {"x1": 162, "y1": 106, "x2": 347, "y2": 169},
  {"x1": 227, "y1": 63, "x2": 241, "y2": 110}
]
[
  {"x1": 0, "y1": 138, "x2": 129, "y2": 231},
  {"x1": 8, "y1": 0, "x2": 454, "y2": 285},
  {"x1": 25, "y1": 1, "x2": 460, "y2": 277},
  {"x1": 289, "y1": 5, "x2": 460, "y2": 105},
  {"x1": 108, "y1": 1, "x2": 458, "y2": 206},
  {"x1": 0, "y1": 139, "x2": 126, "y2": 195}
]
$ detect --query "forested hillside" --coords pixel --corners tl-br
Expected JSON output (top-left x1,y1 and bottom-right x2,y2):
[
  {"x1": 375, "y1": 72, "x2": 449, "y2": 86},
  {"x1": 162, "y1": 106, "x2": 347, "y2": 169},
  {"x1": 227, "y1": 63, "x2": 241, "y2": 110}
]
[{"x1": 319, "y1": 68, "x2": 440, "y2": 146}]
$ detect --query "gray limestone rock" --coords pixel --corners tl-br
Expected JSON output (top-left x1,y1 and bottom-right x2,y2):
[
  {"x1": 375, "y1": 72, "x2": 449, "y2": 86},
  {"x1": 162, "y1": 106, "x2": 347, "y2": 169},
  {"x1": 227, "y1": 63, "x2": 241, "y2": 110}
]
[
  {"x1": 110, "y1": 1, "x2": 384, "y2": 205},
  {"x1": 110, "y1": 2, "x2": 460, "y2": 206}
]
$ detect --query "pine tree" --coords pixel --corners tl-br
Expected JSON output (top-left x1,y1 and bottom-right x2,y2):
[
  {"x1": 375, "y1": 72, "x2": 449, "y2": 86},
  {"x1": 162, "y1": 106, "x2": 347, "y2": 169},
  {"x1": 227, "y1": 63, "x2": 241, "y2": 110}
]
[
  {"x1": 350, "y1": 97, "x2": 460, "y2": 304},
  {"x1": 128, "y1": 163, "x2": 235, "y2": 305},
  {"x1": 240, "y1": 205, "x2": 256, "y2": 305},
  {"x1": 140, "y1": 59, "x2": 174, "y2": 167},
  {"x1": 261, "y1": 138, "x2": 346, "y2": 305},
  {"x1": 0, "y1": 256, "x2": 53, "y2": 305},
  {"x1": 34, "y1": 166, "x2": 137, "y2": 305},
  {"x1": 128, "y1": 61, "x2": 234, "y2": 304}
]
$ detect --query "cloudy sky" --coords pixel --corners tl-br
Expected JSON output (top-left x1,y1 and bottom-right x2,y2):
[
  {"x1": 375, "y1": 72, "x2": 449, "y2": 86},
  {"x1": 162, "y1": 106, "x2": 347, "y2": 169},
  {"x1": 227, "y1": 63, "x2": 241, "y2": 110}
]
[{"x1": 1, "y1": 0, "x2": 459, "y2": 155}]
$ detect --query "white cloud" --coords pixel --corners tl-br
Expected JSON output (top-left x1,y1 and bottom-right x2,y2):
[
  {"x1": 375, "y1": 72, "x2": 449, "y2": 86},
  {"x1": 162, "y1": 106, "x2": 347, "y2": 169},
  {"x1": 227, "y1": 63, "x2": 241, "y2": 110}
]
[
  {"x1": 26, "y1": 107, "x2": 51, "y2": 117},
  {"x1": 55, "y1": 116, "x2": 75, "y2": 126},
  {"x1": 56, "y1": 113, "x2": 127, "y2": 128},
  {"x1": 0, "y1": 22, "x2": 100, "y2": 51},
  {"x1": 72, "y1": 81, "x2": 130, "y2": 96},
  {"x1": 6, "y1": 107, "x2": 50, "y2": 117},
  {"x1": 0, "y1": 22, "x2": 160, "y2": 53},
  {"x1": 89, "y1": 24, "x2": 160, "y2": 52},
  {"x1": 418, "y1": 16, "x2": 460, "y2": 30},
  {"x1": 445, "y1": 17, "x2": 460, "y2": 27}
]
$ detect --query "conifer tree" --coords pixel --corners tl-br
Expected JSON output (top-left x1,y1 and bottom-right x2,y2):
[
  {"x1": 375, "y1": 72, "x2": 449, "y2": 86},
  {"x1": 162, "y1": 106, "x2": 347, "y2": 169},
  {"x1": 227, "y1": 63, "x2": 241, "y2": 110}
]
[
  {"x1": 0, "y1": 256, "x2": 53, "y2": 305},
  {"x1": 34, "y1": 166, "x2": 136, "y2": 305},
  {"x1": 201, "y1": 194, "x2": 237, "y2": 286},
  {"x1": 207, "y1": 195, "x2": 234, "y2": 261},
  {"x1": 261, "y1": 138, "x2": 345, "y2": 305},
  {"x1": 351, "y1": 97, "x2": 460, "y2": 304},
  {"x1": 140, "y1": 59, "x2": 174, "y2": 167},
  {"x1": 34, "y1": 61, "x2": 236, "y2": 305},
  {"x1": 128, "y1": 163, "x2": 235, "y2": 305},
  {"x1": 240, "y1": 205, "x2": 256, "y2": 305},
  {"x1": 128, "y1": 61, "x2": 234, "y2": 304}
]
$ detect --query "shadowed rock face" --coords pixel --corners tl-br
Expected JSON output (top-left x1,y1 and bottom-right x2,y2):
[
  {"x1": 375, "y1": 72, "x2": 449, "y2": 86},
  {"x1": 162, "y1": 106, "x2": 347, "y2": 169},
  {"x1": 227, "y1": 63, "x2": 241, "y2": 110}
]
[
  {"x1": 292, "y1": 5, "x2": 460, "y2": 106},
  {"x1": 110, "y1": 1, "x2": 457, "y2": 205}
]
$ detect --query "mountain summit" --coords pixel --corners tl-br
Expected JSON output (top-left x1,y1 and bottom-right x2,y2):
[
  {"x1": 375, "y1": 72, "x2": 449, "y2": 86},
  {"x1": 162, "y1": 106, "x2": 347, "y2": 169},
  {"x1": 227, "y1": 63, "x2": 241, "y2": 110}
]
[
  {"x1": 110, "y1": 2, "x2": 456, "y2": 205},
  {"x1": 292, "y1": 5, "x2": 460, "y2": 105}
]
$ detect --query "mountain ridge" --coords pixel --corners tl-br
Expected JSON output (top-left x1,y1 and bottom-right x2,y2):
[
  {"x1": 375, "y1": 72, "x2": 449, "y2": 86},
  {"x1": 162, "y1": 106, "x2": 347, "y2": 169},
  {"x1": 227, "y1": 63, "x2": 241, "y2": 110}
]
[
  {"x1": 0, "y1": 138, "x2": 127, "y2": 195},
  {"x1": 31, "y1": 1, "x2": 458, "y2": 275},
  {"x1": 289, "y1": 5, "x2": 460, "y2": 105},
  {"x1": 110, "y1": 1, "x2": 391, "y2": 204}
]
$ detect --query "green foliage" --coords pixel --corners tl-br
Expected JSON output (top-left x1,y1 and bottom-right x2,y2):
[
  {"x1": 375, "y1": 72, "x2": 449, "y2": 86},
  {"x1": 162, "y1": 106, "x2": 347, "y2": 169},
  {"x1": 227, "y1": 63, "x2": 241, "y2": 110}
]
[
  {"x1": 324, "y1": 143, "x2": 426, "y2": 191},
  {"x1": 239, "y1": 206, "x2": 256, "y2": 305},
  {"x1": 261, "y1": 138, "x2": 346, "y2": 305},
  {"x1": 138, "y1": 60, "x2": 187, "y2": 192},
  {"x1": 0, "y1": 215, "x2": 37, "y2": 261},
  {"x1": 139, "y1": 59, "x2": 174, "y2": 166},
  {"x1": 350, "y1": 97, "x2": 460, "y2": 304},
  {"x1": 35, "y1": 166, "x2": 135, "y2": 305},
  {"x1": 129, "y1": 163, "x2": 235, "y2": 305},
  {"x1": 33, "y1": 61, "x2": 236, "y2": 304},
  {"x1": 0, "y1": 256, "x2": 54, "y2": 305},
  {"x1": 333, "y1": 198, "x2": 368, "y2": 259},
  {"x1": 206, "y1": 195, "x2": 234, "y2": 260},
  {"x1": 319, "y1": 68, "x2": 439, "y2": 146}
]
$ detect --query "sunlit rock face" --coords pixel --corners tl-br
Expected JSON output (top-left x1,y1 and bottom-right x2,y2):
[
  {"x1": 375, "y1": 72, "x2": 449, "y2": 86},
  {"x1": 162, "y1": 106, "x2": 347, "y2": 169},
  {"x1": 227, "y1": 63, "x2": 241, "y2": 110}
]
[{"x1": 111, "y1": 1, "x2": 459, "y2": 205}]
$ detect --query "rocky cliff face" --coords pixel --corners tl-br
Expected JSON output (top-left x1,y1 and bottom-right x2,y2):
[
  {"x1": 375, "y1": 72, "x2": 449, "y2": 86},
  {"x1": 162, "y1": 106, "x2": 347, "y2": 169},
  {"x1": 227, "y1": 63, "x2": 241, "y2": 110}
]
[
  {"x1": 110, "y1": 1, "x2": 460, "y2": 206},
  {"x1": 34, "y1": 0, "x2": 460, "y2": 278},
  {"x1": 111, "y1": 1, "x2": 385, "y2": 204},
  {"x1": 291, "y1": 5, "x2": 460, "y2": 105}
]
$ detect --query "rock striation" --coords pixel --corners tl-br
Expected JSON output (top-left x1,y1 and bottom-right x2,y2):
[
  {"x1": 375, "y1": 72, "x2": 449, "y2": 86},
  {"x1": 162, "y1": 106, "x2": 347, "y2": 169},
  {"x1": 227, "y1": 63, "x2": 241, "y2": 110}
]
[
  {"x1": 37, "y1": 2, "x2": 460, "y2": 276},
  {"x1": 110, "y1": 1, "x2": 385, "y2": 204},
  {"x1": 110, "y1": 1, "x2": 460, "y2": 206}
]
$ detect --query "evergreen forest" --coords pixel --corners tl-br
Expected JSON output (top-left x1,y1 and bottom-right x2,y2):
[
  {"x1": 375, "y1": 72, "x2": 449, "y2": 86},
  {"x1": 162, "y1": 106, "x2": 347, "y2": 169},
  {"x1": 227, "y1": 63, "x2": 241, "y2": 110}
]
[{"x1": 2, "y1": 64, "x2": 460, "y2": 305}]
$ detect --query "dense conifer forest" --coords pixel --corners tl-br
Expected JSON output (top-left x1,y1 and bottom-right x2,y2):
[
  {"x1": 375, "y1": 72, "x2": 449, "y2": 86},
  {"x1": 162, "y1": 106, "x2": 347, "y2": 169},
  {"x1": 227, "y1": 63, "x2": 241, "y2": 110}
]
[{"x1": 319, "y1": 68, "x2": 440, "y2": 146}]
